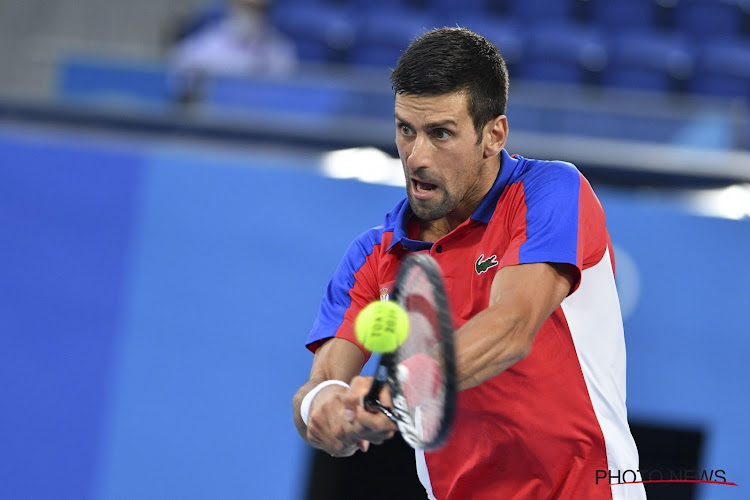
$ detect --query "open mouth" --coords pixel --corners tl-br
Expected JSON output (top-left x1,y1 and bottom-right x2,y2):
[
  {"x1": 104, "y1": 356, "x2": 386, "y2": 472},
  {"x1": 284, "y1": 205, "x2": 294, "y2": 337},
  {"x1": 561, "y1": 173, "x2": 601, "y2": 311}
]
[{"x1": 412, "y1": 179, "x2": 438, "y2": 193}]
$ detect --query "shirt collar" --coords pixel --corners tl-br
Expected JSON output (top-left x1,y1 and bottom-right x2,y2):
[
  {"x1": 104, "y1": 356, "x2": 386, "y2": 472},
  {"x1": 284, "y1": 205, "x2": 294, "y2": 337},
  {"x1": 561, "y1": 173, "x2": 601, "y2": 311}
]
[
  {"x1": 385, "y1": 199, "x2": 433, "y2": 252},
  {"x1": 471, "y1": 149, "x2": 519, "y2": 224},
  {"x1": 386, "y1": 149, "x2": 519, "y2": 251}
]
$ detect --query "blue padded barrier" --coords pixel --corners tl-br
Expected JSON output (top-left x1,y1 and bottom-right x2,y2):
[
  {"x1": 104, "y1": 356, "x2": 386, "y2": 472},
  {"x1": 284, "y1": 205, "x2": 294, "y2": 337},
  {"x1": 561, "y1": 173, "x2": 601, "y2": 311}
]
[{"x1": 57, "y1": 55, "x2": 172, "y2": 108}]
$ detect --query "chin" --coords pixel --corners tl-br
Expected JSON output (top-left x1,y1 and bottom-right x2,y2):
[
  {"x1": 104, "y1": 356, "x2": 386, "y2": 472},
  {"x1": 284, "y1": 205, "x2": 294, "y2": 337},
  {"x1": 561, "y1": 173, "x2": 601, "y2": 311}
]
[{"x1": 410, "y1": 202, "x2": 447, "y2": 222}]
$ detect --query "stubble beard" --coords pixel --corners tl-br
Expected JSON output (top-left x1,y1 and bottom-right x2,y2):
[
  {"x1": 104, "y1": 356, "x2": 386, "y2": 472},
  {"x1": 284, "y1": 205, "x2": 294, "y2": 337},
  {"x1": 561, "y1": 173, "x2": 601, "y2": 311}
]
[{"x1": 407, "y1": 187, "x2": 455, "y2": 222}]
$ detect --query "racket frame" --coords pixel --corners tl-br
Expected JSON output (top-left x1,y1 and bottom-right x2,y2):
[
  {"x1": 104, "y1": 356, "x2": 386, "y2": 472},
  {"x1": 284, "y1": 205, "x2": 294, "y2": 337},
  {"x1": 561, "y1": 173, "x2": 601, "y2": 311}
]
[{"x1": 363, "y1": 253, "x2": 456, "y2": 450}]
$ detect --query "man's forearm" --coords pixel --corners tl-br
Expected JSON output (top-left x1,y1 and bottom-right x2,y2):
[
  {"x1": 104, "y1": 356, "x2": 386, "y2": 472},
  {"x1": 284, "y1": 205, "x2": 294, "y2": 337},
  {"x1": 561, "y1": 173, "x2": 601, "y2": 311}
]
[
  {"x1": 292, "y1": 338, "x2": 370, "y2": 454},
  {"x1": 292, "y1": 378, "x2": 325, "y2": 441},
  {"x1": 454, "y1": 305, "x2": 534, "y2": 390},
  {"x1": 455, "y1": 262, "x2": 575, "y2": 390}
]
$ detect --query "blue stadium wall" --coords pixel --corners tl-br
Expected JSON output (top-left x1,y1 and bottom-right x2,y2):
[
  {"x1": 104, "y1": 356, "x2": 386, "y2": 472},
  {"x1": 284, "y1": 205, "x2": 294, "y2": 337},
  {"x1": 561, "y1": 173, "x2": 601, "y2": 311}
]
[{"x1": 1, "y1": 124, "x2": 747, "y2": 499}]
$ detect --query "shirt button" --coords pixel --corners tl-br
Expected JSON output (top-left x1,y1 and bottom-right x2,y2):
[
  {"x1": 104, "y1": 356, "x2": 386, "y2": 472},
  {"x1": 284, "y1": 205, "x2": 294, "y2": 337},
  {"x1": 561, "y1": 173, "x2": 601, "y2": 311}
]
[{"x1": 435, "y1": 245, "x2": 443, "y2": 253}]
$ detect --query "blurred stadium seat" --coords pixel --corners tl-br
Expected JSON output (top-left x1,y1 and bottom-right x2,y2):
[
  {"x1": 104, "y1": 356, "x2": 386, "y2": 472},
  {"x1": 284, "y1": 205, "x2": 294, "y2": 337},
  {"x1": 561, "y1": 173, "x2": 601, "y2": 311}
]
[
  {"x1": 517, "y1": 23, "x2": 607, "y2": 85},
  {"x1": 602, "y1": 32, "x2": 693, "y2": 93},
  {"x1": 271, "y1": 2, "x2": 358, "y2": 64},
  {"x1": 588, "y1": 0, "x2": 657, "y2": 34},
  {"x1": 507, "y1": 0, "x2": 574, "y2": 23},
  {"x1": 690, "y1": 39, "x2": 750, "y2": 100},
  {"x1": 673, "y1": 0, "x2": 745, "y2": 41},
  {"x1": 262, "y1": 0, "x2": 750, "y2": 106},
  {"x1": 46, "y1": 0, "x2": 750, "y2": 153},
  {"x1": 429, "y1": 0, "x2": 499, "y2": 19},
  {"x1": 349, "y1": 8, "x2": 433, "y2": 68}
]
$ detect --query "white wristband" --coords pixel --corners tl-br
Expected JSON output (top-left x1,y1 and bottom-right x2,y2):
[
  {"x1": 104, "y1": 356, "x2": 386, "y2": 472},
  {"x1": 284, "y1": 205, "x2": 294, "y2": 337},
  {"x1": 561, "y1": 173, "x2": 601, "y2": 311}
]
[{"x1": 300, "y1": 380, "x2": 350, "y2": 426}]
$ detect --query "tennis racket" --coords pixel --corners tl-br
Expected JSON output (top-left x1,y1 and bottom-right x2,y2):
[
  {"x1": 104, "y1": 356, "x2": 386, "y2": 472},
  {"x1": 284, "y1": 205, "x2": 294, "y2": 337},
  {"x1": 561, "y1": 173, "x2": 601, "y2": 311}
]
[{"x1": 363, "y1": 253, "x2": 456, "y2": 450}]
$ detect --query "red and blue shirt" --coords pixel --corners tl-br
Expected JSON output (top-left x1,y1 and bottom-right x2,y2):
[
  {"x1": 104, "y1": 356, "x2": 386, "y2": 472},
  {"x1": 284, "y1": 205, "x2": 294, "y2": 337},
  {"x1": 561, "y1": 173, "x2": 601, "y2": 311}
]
[{"x1": 306, "y1": 150, "x2": 644, "y2": 500}]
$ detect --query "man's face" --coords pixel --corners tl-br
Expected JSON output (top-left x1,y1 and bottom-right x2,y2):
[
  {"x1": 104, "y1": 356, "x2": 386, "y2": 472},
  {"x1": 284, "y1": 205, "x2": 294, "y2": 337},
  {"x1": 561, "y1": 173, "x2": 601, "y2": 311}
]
[{"x1": 394, "y1": 91, "x2": 495, "y2": 223}]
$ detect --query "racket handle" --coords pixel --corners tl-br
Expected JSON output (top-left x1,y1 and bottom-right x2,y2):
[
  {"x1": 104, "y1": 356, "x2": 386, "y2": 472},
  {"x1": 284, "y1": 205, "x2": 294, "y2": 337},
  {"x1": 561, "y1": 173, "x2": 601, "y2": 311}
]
[{"x1": 363, "y1": 363, "x2": 389, "y2": 411}]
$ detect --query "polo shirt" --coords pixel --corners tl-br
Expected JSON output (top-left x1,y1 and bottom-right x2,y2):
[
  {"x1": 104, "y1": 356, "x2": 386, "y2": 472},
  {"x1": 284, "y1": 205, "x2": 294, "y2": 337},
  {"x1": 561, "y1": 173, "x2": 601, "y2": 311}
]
[{"x1": 306, "y1": 149, "x2": 645, "y2": 500}]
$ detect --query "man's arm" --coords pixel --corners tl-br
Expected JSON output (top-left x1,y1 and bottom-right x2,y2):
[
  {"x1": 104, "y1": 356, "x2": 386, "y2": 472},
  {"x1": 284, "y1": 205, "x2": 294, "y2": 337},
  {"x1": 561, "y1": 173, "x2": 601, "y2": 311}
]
[
  {"x1": 295, "y1": 262, "x2": 576, "y2": 453},
  {"x1": 454, "y1": 261, "x2": 577, "y2": 390},
  {"x1": 339, "y1": 261, "x2": 576, "y2": 445},
  {"x1": 292, "y1": 338, "x2": 368, "y2": 456}
]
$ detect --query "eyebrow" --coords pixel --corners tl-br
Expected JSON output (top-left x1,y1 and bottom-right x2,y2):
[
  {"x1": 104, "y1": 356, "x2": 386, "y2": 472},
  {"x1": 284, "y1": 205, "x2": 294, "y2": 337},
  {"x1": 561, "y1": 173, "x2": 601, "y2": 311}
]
[{"x1": 394, "y1": 114, "x2": 458, "y2": 130}]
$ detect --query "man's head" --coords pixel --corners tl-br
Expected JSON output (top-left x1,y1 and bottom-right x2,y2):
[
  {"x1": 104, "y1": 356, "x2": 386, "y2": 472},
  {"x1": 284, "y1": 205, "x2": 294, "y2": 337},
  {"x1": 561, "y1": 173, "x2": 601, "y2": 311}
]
[
  {"x1": 391, "y1": 28, "x2": 509, "y2": 227},
  {"x1": 390, "y1": 27, "x2": 509, "y2": 143}
]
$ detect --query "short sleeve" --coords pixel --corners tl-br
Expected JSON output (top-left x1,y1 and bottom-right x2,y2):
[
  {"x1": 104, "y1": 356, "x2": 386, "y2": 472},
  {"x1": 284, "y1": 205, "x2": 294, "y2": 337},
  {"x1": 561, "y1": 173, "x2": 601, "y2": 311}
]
[
  {"x1": 305, "y1": 228, "x2": 382, "y2": 358},
  {"x1": 497, "y1": 161, "x2": 608, "y2": 293}
]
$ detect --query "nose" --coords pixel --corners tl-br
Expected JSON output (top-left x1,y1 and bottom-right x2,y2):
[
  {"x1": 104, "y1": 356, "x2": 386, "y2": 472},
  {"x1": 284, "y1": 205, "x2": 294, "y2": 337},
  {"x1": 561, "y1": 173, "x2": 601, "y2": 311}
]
[{"x1": 405, "y1": 133, "x2": 432, "y2": 172}]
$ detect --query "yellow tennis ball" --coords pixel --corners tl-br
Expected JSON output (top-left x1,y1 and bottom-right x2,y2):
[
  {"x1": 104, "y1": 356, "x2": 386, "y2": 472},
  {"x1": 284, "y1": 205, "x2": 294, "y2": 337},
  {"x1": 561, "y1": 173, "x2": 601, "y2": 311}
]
[{"x1": 355, "y1": 301, "x2": 409, "y2": 353}]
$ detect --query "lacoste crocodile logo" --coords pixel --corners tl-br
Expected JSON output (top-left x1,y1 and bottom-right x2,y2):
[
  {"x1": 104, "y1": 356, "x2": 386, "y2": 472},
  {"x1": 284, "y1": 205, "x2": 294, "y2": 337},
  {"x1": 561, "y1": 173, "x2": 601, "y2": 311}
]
[{"x1": 475, "y1": 254, "x2": 499, "y2": 274}]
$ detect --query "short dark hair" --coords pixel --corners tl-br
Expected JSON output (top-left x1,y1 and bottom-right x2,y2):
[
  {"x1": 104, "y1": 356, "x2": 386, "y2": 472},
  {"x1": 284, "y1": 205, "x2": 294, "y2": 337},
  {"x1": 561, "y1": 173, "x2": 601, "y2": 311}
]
[{"x1": 391, "y1": 27, "x2": 509, "y2": 141}]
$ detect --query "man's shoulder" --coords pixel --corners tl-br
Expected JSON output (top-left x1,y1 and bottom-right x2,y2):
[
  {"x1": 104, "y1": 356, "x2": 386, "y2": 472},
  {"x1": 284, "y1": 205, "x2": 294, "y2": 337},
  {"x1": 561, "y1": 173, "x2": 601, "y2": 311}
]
[
  {"x1": 345, "y1": 197, "x2": 408, "y2": 256},
  {"x1": 506, "y1": 155, "x2": 584, "y2": 199},
  {"x1": 350, "y1": 224, "x2": 387, "y2": 249},
  {"x1": 513, "y1": 155, "x2": 581, "y2": 183}
]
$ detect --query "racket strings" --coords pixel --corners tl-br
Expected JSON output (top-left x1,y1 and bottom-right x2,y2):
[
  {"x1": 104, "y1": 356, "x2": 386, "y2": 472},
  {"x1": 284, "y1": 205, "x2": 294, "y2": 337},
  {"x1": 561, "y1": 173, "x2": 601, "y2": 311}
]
[{"x1": 394, "y1": 264, "x2": 447, "y2": 444}]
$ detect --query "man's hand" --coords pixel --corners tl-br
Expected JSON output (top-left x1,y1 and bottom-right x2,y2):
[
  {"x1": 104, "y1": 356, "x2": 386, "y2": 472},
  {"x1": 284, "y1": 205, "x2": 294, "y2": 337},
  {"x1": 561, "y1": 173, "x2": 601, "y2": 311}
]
[
  {"x1": 306, "y1": 376, "x2": 398, "y2": 456},
  {"x1": 306, "y1": 383, "x2": 365, "y2": 457},
  {"x1": 293, "y1": 338, "x2": 398, "y2": 456},
  {"x1": 342, "y1": 376, "x2": 398, "y2": 445}
]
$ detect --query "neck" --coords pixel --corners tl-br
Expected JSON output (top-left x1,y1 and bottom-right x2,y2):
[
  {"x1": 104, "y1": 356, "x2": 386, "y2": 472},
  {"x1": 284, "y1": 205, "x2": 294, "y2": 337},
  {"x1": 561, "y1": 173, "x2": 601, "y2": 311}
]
[{"x1": 419, "y1": 218, "x2": 452, "y2": 243}]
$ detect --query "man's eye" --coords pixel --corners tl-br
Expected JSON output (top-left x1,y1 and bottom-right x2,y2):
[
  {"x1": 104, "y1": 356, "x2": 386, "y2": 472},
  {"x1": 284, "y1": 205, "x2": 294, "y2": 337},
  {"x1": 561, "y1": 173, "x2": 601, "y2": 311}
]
[
  {"x1": 433, "y1": 129, "x2": 451, "y2": 139},
  {"x1": 399, "y1": 125, "x2": 413, "y2": 135}
]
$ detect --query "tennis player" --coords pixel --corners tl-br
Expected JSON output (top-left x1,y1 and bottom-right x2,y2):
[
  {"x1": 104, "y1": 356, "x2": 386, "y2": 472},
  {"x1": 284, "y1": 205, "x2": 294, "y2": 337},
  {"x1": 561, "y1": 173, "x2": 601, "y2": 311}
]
[{"x1": 293, "y1": 27, "x2": 645, "y2": 499}]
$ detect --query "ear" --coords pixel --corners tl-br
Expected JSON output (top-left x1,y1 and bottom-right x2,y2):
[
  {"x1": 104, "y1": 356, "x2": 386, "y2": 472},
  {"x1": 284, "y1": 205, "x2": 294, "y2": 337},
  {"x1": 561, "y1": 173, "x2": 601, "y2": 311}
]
[{"x1": 482, "y1": 115, "x2": 508, "y2": 158}]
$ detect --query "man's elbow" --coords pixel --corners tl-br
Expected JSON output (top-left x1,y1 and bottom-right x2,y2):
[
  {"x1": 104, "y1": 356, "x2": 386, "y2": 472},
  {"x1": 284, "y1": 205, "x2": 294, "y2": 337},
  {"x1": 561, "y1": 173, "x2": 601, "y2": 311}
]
[
  {"x1": 505, "y1": 319, "x2": 537, "y2": 365},
  {"x1": 508, "y1": 339, "x2": 532, "y2": 365}
]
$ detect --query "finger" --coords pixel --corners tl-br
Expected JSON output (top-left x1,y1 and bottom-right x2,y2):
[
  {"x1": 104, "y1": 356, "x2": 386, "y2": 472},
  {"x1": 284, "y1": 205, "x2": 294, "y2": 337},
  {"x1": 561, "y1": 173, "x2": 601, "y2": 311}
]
[
  {"x1": 365, "y1": 430, "x2": 395, "y2": 445},
  {"x1": 307, "y1": 402, "x2": 360, "y2": 457},
  {"x1": 348, "y1": 420, "x2": 396, "y2": 445},
  {"x1": 346, "y1": 410, "x2": 398, "y2": 446},
  {"x1": 356, "y1": 404, "x2": 398, "y2": 432},
  {"x1": 310, "y1": 425, "x2": 359, "y2": 457},
  {"x1": 377, "y1": 384, "x2": 393, "y2": 407},
  {"x1": 343, "y1": 376, "x2": 373, "y2": 410},
  {"x1": 331, "y1": 439, "x2": 359, "y2": 457}
]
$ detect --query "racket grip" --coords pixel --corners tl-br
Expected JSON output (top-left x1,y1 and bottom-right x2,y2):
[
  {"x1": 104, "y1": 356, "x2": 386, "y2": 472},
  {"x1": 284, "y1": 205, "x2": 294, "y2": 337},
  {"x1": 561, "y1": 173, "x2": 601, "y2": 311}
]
[{"x1": 363, "y1": 364, "x2": 389, "y2": 411}]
